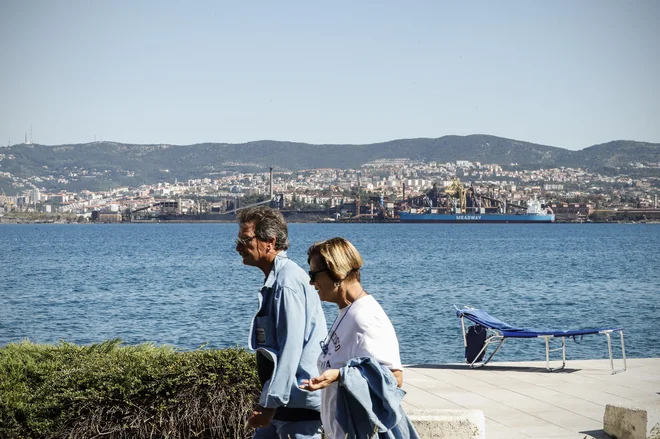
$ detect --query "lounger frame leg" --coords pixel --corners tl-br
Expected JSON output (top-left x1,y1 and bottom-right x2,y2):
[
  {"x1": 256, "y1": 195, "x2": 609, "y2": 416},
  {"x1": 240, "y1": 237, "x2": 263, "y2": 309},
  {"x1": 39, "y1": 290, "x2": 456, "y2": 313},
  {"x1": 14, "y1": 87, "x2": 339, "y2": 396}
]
[
  {"x1": 541, "y1": 335, "x2": 566, "y2": 372},
  {"x1": 479, "y1": 336, "x2": 505, "y2": 367},
  {"x1": 602, "y1": 330, "x2": 627, "y2": 374},
  {"x1": 461, "y1": 316, "x2": 506, "y2": 368},
  {"x1": 469, "y1": 336, "x2": 506, "y2": 368}
]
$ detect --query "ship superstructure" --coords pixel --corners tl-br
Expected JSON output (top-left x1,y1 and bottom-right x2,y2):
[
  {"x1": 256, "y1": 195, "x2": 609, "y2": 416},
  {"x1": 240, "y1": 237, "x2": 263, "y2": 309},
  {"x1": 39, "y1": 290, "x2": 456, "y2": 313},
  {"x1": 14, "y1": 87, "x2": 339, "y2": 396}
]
[{"x1": 399, "y1": 179, "x2": 555, "y2": 223}]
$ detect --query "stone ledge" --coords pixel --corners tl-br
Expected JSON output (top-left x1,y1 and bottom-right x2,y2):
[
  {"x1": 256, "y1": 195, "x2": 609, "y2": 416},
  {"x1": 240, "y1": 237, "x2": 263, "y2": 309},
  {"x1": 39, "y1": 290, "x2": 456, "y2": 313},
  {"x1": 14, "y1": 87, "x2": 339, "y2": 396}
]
[
  {"x1": 604, "y1": 403, "x2": 660, "y2": 439},
  {"x1": 408, "y1": 408, "x2": 486, "y2": 439}
]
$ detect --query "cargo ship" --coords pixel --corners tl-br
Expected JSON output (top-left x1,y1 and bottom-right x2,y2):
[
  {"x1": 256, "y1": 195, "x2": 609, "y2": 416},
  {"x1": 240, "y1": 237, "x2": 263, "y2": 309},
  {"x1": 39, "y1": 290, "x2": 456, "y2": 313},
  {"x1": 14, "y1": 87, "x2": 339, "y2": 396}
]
[
  {"x1": 399, "y1": 179, "x2": 555, "y2": 223},
  {"x1": 399, "y1": 198, "x2": 555, "y2": 223}
]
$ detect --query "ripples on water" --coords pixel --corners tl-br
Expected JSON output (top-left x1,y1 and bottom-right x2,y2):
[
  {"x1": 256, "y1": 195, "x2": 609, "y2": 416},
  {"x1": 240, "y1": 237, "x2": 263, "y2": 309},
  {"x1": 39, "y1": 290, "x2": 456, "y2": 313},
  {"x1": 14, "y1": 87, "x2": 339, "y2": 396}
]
[{"x1": 1, "y1": 223, "x2": 658, "y2": 364}]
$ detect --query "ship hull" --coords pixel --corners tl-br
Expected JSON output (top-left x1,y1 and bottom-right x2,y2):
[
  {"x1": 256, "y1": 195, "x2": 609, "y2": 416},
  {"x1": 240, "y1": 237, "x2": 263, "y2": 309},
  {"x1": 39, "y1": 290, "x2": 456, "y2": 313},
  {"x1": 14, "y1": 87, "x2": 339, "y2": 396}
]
[{"x1": 399, "y1": 213, "x2": 555, "y2": 223}]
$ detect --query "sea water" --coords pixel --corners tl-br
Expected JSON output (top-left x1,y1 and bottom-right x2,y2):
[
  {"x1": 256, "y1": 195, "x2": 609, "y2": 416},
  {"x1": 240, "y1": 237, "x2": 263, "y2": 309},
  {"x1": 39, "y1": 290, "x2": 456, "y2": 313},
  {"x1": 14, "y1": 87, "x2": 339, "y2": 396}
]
[{"x1": 1, "y1": 223, "x2": 658, "y2": 364}]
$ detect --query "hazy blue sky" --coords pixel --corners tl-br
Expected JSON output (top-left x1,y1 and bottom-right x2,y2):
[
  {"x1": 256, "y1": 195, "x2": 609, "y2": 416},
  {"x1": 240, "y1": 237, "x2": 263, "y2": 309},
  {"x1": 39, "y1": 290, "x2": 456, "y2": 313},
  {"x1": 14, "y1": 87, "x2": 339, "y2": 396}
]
[{"x1": 1, "y1": 1, "x2": 658, "y2": 150}]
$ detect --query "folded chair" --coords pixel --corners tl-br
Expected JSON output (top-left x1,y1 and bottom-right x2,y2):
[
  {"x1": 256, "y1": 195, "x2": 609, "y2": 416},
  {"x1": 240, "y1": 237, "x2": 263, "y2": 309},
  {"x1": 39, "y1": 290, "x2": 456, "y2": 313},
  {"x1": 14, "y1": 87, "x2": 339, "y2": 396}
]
[{"x1": 455, "y1": 306, "x2": 627, "y2": 374}]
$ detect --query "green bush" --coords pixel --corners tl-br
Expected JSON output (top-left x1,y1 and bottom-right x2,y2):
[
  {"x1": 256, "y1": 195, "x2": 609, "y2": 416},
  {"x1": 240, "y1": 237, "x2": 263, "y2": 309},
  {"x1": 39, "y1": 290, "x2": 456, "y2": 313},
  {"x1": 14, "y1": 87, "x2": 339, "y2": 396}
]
[{"x1": 0, "y1": 339, "x2": 260, "y2": 439}]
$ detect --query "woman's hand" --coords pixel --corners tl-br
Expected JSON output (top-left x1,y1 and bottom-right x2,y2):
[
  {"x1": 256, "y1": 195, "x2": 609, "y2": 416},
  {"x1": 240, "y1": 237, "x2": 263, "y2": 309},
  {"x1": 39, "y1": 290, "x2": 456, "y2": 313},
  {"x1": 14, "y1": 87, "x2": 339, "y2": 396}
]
[
  {"x1": 299, "y1": 369, "x2": 340, "y2": 391},
  {"x1": 392, "y1": 369, "x2": 403, "y2": 388}
]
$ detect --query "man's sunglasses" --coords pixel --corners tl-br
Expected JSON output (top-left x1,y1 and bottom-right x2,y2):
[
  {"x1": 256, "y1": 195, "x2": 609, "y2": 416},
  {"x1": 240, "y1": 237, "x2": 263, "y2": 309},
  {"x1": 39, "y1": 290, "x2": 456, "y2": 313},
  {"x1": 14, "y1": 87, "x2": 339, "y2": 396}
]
[{"x1": 235, "y1": 235, "x2": 257, "y2": 246}]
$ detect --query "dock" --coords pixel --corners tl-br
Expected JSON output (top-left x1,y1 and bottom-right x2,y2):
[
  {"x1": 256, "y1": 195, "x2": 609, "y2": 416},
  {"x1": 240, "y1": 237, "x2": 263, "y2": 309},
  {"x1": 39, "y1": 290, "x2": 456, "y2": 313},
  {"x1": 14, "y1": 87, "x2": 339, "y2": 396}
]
[{"x1": 402, "y1": 358, "x2": 660, "y2": 438}]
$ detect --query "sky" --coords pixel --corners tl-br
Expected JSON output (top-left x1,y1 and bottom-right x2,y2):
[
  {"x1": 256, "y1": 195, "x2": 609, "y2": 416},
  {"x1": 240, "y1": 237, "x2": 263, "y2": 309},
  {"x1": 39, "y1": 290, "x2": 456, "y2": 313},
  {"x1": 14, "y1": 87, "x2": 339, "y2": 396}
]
[{"x1": 1, "y1": 1, "x2": 658, "y2": 150}]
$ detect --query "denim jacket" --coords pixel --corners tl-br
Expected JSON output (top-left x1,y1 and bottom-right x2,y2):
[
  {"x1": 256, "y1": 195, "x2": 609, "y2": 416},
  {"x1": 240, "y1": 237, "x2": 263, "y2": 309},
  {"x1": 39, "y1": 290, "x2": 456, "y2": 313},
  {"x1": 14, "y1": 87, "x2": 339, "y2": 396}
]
[
  {"x1": 248, "y1": 251, "x2": 327, "y2": 410},
  {"x1": 337, "y1": 357, "x2": 420, "y2": 439}
]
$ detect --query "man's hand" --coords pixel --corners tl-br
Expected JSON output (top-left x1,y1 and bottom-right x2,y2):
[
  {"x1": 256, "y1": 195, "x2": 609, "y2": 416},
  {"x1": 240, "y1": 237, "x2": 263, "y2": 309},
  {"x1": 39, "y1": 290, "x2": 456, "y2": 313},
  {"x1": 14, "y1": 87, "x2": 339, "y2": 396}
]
[
  {"x1": 299, "y1": 368, "x2": 340, "y2": 391},
  {"x1": 246, "y1": 405, "x2": 276, "y2": 428}
]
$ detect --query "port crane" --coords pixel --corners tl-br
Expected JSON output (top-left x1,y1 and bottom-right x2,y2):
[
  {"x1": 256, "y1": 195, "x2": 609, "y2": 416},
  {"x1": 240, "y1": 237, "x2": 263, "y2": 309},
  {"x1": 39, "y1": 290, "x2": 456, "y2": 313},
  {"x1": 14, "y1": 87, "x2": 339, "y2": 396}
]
[
  {"x1": 376, "y1": 194, "x2": 393, "y2": 219},
  {"x1": 1, "y1": 188, "x2": 14, "y2": 211},
  {"x1": 444, "y1": 179, "x2": 467, "y2": 213},
  {"x1": 416, "y1": 179, "x2": 530, "y2": 215}
]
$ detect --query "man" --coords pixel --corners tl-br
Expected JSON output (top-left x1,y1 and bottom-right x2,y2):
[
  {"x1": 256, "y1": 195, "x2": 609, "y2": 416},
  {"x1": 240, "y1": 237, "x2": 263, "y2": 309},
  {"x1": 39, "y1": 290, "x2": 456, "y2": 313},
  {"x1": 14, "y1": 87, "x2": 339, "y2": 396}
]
[{"x1": 236, "y1": 206, "x2": 327, "y2": 439}]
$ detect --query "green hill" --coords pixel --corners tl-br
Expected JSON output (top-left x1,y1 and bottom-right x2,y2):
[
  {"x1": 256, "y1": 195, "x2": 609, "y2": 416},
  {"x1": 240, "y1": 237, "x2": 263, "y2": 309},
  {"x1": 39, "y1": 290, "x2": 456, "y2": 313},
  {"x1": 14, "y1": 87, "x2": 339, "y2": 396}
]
[{"x1": 0, "y1": 135, "x2": 657, "y2": 193}]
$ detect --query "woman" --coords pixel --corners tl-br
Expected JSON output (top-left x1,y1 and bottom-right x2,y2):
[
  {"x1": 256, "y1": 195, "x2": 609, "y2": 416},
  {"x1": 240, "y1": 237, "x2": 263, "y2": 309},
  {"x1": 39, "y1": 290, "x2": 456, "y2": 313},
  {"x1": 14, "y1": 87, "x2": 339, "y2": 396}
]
[{"x1": 300, "y1": 237, "x2": 416, "y2": 439}]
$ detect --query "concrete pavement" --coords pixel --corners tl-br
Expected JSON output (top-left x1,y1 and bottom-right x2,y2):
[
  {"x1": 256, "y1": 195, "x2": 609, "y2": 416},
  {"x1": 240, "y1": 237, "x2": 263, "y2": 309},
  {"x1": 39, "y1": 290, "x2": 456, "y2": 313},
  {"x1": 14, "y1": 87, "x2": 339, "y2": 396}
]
[{"x1": 402, "y1": 358, "x2": 660, "y2": 438}]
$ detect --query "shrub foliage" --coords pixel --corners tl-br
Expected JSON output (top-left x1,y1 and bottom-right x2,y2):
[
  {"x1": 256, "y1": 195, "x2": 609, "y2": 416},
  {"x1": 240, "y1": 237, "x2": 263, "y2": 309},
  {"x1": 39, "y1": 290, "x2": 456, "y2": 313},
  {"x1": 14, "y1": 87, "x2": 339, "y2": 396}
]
[{"x1": 0, "y1": 340, "x2": 260, "y2": 439}]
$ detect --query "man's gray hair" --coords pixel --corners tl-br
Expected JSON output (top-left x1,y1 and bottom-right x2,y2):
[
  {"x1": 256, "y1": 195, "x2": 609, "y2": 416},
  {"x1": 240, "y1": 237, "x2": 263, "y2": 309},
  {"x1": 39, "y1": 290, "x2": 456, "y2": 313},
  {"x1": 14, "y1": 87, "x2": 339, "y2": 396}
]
[{"x1": 237, "y1": 206, "x2": 290, "y2": 251}]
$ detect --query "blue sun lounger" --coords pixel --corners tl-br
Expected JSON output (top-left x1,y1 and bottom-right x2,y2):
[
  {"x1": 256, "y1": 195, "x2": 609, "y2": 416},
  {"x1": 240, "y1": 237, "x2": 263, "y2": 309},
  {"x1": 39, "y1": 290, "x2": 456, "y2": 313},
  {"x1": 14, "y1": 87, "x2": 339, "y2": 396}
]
[{"x1": 456, "y1": 306, "x2": 627, "y2": 374}]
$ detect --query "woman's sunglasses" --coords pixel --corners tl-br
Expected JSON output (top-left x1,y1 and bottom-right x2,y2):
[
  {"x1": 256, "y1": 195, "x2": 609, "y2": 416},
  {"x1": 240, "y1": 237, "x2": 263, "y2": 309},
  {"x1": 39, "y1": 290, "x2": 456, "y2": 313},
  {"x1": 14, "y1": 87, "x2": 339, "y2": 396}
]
[{"x1": 308, "y1": 269, "x2": 329, "y2": 283}]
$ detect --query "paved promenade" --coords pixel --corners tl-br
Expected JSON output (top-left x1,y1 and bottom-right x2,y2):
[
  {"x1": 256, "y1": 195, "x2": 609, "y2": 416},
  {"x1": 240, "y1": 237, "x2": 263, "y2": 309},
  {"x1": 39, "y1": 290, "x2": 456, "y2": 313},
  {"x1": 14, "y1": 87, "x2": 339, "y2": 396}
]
[{"x1": 402, "y1": 358, "x2": 660, "y2": 438}]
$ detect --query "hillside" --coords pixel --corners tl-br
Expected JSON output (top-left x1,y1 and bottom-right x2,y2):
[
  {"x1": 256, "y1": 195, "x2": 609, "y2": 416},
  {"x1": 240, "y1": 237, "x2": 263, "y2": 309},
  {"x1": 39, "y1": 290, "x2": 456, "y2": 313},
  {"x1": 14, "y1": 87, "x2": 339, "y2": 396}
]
[{"x1": 0, "y1": 135, "x2": 657, "y2": 193}]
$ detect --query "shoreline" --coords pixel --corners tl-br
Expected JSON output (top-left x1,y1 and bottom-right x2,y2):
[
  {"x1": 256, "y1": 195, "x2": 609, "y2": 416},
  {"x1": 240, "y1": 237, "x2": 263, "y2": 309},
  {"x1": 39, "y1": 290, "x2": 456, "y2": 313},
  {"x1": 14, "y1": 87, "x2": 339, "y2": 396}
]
[{"x1": 2, "y1": 218, "x2": 659, "y2": 225}]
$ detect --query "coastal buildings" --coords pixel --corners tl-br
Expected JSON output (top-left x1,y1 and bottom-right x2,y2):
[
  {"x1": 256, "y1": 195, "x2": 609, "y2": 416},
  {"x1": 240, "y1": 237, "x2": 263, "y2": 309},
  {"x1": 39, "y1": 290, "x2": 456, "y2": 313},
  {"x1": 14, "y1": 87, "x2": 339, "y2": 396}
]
[{"x1": 1, "y1": 160, "x2": 659, "y2": 222}]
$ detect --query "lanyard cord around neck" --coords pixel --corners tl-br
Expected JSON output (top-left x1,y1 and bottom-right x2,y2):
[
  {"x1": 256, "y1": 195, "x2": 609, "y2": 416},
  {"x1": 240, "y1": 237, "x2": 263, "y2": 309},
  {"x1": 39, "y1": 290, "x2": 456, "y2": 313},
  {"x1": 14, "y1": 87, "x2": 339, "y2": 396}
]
[{"x1": 320, "y1": 290, "x2": 365, "y2": 356}]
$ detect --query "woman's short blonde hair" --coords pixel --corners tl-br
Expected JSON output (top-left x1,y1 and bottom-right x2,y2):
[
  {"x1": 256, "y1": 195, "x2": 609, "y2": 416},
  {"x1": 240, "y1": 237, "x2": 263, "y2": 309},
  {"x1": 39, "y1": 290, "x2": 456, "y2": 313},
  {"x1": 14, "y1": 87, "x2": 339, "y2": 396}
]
[{"x1": 307, "y1": 237, "x2": 363, "y2": 283}]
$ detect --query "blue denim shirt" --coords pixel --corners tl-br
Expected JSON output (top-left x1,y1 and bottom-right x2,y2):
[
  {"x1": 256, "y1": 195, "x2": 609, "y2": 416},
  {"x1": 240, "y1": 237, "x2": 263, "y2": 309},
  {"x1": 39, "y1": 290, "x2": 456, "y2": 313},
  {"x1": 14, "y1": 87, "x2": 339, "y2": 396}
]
[
  {"x1": 337, "y1": 357, "x2": 420, "y2": 439},
  {"x1": 248, "y1": 252, "x2": 327, "y2": 410}
]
